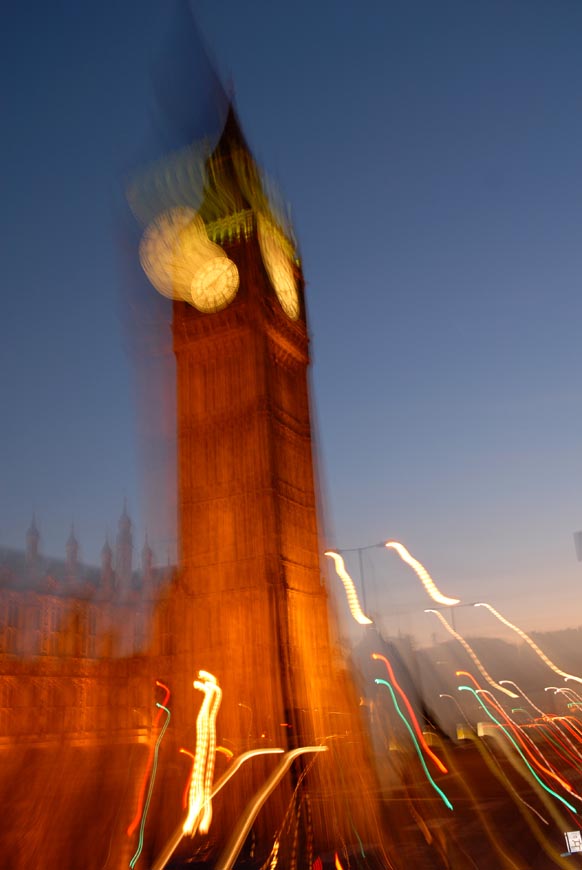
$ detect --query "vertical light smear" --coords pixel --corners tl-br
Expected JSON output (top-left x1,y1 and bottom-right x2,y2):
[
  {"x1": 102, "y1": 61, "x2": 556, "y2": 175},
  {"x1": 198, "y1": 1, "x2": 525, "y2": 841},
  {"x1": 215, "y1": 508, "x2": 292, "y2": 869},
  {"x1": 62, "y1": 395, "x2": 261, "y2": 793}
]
[
  {"x1": 129, "y1": 703, "x2": 171, "y2": 869},
  {"x1": 183, "y1": 671, "x2": 222, "y2": 836},
  {"x1": 127, "y1": 681, "x2": 171, "y2": 837},
  {"x1": 324, "y1": 551, "x2": 372, "y2": 624}
]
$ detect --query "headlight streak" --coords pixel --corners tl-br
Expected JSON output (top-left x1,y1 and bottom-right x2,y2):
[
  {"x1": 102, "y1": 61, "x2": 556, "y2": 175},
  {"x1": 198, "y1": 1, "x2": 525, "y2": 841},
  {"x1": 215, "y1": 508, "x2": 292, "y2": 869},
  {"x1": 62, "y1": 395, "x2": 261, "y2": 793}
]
[
  {"x1": 150, "y1": 747, "x2": 285, "y2": 870},
  {"x1": 474, "y1": 603, "x2": 582, "y2": 685},
  {"x1": 216, "y1": 745, "x2": 328, "y2": 870},
  {"x1": 474, "y1": 689, "x2": 578, "y2": 796},
  {"x1": 454, "y1": 729, "x2": 582, "y2": 870},
  {"x1": 564, "y1": 679, "x2": 582, "y2": 701},
  {"x1": 458, "y1": 686, "x2": 578, "y2": 814},
  {"x1": 542, "y1": 717, "x2": 582, "y2": 747},
  {"x1": 455, "y1": 670, "x2": 482, "y2": 691},
  {"x1": 127, "y1": 681, "x2": 171, "y2": 838},
  {"x1": 426, "y1": 609, "x2": 518, "y2": 698},
  {"x1": 375, "y1": 678, "x2": 453, "y2": 811},
  {"x1": 261, "y1": 752, "x2": 323, "y2": 870},
  {"x1": 499, "y1": 680, "x2": 545, "y2": 717},
  {"x1": 384, "y1": 541, "x2": 460, "y2": 606},
  {"x1": 556, "y1": 688, "x2": 582, "y2": 707},
  {"x1": 527, "y1": 723, "x2": 582, "y2": 772},
  {"x1": 129, "y1": 702, "x2": 171, "y2": 870},
  {"x1": 183, "y1": 671, "x2": 222, "y2": 836},
  {"x1": 324, "y1": 551, "x2": 373, "y2": 625},
  {"x1": 372, "y1": 653, "x2": 447, "y2": 773}
]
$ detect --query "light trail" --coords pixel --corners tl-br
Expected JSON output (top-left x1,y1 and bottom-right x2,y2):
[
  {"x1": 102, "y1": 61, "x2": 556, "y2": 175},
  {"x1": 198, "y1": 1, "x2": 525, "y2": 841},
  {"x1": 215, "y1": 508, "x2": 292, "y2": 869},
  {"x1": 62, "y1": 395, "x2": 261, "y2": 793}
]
[
  {"x1": 475, "y1": 689, "x2": 577, "y2": 796},
  {"x1": 455, "y1": 670, "x2": 482, "y2": 691},
  {"x1": 183, "y1": 671, "x2": 222, "y2": 836},
  {"x1": 426, "y1": 609, "x2": 518, "y2": 698},
  {"x1": 324, "y1": 551, "x2": 372, "y2": 624},
  {"x1": 564, "y1": 679, "x2": 582, "y2": 702},
  {"x1": 499, "y1": 680, "x2": 545, "y2": 717},
  {"x1": 150, "y1": 747, "x2": 285, "y2": 870},
  {"x1": 384, "y1": 541, "x2": 460, "y2": 606},
  {"x1": 376, "y1": 678, "x2": 453, "y2": 811},
  {"x1": 373, "y1": 652, "x2": 447, "y2": 773},
  {"x1": 458, "y1": 686, "x2": 578, "y2": 814},
  {"x1": 127, "y1": 681, "x2": 171, "y2": 837},
  {"x1": 474, "y1": 603, "x2": 582, "y2": 685},
  {"x1": 216, "y1": 745, "x2": 328, "y2": 870},
  {"x1": 129, "y1": 702, "x2": 171, "y2": 869}
]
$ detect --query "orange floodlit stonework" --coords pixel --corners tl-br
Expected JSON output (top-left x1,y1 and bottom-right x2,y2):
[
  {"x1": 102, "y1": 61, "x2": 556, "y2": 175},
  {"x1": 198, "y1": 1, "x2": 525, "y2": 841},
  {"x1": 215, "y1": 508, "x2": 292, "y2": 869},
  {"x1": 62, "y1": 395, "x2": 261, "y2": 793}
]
[{"x1": 0, "y1": 107, "x2": 384, "y2": 869}]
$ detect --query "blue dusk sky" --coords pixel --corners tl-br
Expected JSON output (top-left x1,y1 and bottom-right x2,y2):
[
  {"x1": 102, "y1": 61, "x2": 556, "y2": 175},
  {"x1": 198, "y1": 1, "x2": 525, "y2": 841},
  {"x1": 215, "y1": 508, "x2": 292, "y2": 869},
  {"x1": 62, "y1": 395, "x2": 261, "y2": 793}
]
[{"x1": 1, "y1": 1, "x2": 582, "y2": 640}]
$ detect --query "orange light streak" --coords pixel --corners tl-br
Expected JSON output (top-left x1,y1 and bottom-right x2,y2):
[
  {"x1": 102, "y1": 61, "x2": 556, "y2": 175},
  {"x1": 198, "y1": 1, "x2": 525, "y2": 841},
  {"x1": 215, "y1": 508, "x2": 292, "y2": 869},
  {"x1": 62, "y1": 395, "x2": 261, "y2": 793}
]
[
  {"x1": 179, "y1": 748, "x2": 195, "y2": 809},
  {"x1": 476, "y1": 690, "x2": 577, "y2": 796},
  {"x1": 127, "y1": 680, "x2": 171, "y2": 837},
  {"x1": 334, "y1": 853, "x2": 345, "y2": 870},
  {"x1": 324, "y1": 551, "x2": 372, "y2": 624},
  {"x1": 475, "y1": 603, "x2": 582, "y2": 685},
  {"x1": 373, "y1": 652, "x2": 447, "y2": 773},
  {"x1": 216, "y1": 745, "x2": 234, "y2": 759},
  {"x1": 385, "y1": 541, "x2": 460, "y2": 606},
  {"x1": 455, "y1": 670, "x2": 482, "y2": 691},
  {"x1": 426, "y1": 609, "x2": 518, "y2": 698}
]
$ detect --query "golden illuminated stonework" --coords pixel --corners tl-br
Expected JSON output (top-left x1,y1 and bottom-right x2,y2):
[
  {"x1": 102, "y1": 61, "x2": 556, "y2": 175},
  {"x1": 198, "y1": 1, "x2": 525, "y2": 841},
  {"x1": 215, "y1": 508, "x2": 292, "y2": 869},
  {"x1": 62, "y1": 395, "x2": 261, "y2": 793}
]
[
  {"x1": 257, "y1": 213, "x2": 300, "y2": 320},
  {"x1": 190, "y1": 256, "x2": 239, "y2": 313}
]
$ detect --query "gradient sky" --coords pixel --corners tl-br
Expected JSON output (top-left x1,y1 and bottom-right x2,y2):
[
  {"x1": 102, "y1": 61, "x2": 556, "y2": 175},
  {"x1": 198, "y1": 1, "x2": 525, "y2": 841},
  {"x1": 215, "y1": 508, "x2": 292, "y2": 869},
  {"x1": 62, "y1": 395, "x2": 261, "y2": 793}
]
[{"x1": 2, "y1": 0, "x2": 582, "y2": 639}]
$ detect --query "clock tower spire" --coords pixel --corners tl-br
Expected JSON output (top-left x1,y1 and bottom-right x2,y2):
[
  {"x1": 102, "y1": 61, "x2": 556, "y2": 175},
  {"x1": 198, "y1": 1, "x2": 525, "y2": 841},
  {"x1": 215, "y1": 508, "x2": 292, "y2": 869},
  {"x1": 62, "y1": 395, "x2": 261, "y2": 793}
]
[{"x1": 135, "y1": 102, "x2": 380, "y2": 860}]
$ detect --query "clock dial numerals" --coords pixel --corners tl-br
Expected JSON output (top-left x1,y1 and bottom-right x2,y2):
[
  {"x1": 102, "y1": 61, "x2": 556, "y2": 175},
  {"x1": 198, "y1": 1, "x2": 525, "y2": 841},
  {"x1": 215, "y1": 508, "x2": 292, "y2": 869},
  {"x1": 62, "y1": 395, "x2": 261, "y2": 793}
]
[
  {"x1": 257, "y1": 214, "x2": 300, "y2": 320},
  {"x1": 139, "y1": 208, "x2": 240, "y2": 312}
]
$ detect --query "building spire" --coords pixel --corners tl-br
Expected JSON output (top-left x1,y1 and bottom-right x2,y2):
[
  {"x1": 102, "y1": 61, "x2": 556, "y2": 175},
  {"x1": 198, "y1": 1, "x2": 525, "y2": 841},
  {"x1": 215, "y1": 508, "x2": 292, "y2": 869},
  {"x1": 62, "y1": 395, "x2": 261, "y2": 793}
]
[
  {"x1": 66, "y1": 523, "x2": 79, "y2": 578},
  {"x1": 115, "y1": 501, "x2": 133, "y2": 589},
  {"x1": 26, "y1": 514, "x2": 40, "y2": 567}
]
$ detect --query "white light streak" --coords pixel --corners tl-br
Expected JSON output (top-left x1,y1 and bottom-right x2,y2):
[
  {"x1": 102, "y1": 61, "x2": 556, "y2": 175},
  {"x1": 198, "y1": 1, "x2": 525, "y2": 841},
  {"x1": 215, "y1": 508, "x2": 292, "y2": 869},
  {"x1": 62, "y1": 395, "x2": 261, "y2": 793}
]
[
  {"x1": 385, "y1": 541, "x2": 460, "y2": 606},
  {"x1": 324, "y1": 551, "x2": 372, "y2": 625},
  {"x1": 425, "y1": 609, "x2": 518, "y2": 698},
  {"x1": 475, "y1": 603, "x2": 582, "y2": 685}
]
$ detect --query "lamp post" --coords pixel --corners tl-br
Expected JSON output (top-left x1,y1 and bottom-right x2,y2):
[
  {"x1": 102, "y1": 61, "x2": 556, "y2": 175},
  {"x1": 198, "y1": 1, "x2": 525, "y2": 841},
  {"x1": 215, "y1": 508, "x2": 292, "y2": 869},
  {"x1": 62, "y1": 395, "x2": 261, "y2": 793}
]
[{"x1": 331, "y1": 542, "x2": 385, "y2": 617}]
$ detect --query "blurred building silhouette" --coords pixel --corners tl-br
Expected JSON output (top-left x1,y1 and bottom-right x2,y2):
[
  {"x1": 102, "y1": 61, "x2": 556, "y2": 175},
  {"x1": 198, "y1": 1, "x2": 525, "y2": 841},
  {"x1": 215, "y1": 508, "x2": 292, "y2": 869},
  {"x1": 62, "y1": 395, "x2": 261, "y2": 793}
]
[
  {"x1": 0, "y1": 507, "x2": 172, "y2": 746},
  {"x1": 0, "y1": 104, "x2": 382, "y2": 868}
]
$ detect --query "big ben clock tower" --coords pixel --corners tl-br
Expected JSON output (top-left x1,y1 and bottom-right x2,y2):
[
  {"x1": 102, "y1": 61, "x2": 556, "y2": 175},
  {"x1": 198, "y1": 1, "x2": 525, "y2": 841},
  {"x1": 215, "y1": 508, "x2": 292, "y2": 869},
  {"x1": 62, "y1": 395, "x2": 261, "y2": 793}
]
[{"x1": 134, "y1": 106, "x2": 381, "y2": 859}]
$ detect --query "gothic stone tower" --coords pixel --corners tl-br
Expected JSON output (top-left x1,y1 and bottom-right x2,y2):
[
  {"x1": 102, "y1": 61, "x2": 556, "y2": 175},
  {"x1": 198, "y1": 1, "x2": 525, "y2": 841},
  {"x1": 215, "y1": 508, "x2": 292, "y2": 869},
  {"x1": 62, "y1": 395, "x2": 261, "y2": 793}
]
[
  {"x1": 137, "y1": 106, "x2": 381, "y2": 859},
  {"x1": 169, "y1": 109, "x2": 334, "y2": 747}
]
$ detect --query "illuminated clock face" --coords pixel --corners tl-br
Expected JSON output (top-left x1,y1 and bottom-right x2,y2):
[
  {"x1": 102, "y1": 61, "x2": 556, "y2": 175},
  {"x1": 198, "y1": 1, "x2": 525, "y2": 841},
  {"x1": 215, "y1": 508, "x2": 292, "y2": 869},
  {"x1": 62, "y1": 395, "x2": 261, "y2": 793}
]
[
  {"x1": 190, "y1": 257, "x2": 239, "y2": 313},
  {"x1": 139, "y1": 207, "x2": 197, "y2": 300},
  {"x1": 257, "y1": 215, "x2": 300, "y2": 320},
  {"x1": 139, "y1": 208, "x2": 239, "y2": 311}
]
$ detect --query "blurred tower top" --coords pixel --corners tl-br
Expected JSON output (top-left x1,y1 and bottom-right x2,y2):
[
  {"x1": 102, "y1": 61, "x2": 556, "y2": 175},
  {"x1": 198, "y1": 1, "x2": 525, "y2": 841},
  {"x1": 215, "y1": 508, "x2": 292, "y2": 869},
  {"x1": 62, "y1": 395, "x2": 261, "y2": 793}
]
[
  {"x1": 101, "y1": 537, "x2": 113, "y2": 568},
  {"x1": 26, "y1": 515, "x2": 40, "y2": 564},
  {"x1": 134, "y1": 0, "x2": 228, "y2": 166},
  {"x1": 66, "y1": 525, "x2": 79, "y2": 575}
]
